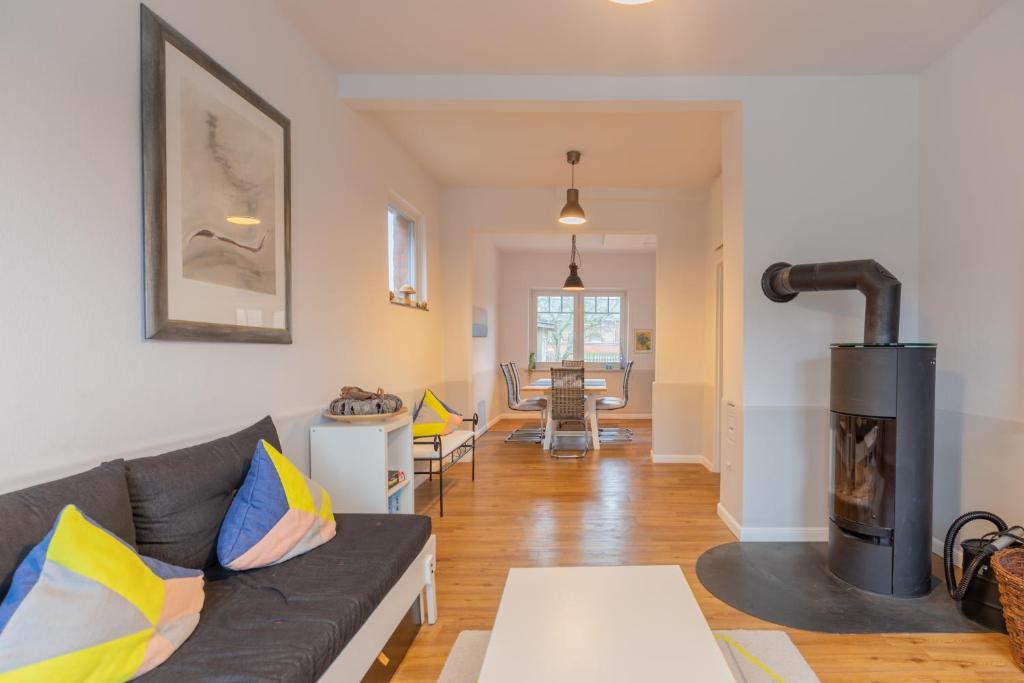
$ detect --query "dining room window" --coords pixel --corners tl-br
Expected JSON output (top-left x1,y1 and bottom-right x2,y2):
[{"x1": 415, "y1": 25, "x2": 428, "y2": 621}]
[{"x1": 531, "y1": 290, "x2": 626, "y2": 366}]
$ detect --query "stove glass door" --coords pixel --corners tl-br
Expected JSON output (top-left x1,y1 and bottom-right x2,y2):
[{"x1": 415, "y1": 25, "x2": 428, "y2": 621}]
[{"x1": 830, "y1": 413, "x2": 896, "y2": 535}]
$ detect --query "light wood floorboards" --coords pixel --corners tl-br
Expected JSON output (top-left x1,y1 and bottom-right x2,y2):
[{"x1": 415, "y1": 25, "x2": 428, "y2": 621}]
[{"x1": 396, "y1": 419, "x2": 1019, "y2": 682}]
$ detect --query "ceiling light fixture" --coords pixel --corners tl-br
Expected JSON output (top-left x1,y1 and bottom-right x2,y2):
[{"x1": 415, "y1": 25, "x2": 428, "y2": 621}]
[
  {"x1": 558, "y1": 150, "x2": 586, "y2": 225},
  {"x1": 609, "y1": 0, "x2": 655, "y2": 4},
  {"x1": 562, "y1": 234, "x2": 585, "y2": 291}
]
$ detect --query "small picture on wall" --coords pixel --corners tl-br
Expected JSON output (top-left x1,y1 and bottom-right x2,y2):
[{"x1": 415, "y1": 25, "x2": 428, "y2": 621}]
[
  {"x1": 634, "y1": 329, "x2": 654, "y2": 353},
  {"x1": 472, "y1": 306, "x2": 488, "y2": 338}
]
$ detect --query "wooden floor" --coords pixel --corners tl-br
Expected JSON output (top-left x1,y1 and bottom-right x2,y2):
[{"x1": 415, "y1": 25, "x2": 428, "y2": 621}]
[{"x1": 398, "y1": 419, "x2": 1019, "y2": 682}]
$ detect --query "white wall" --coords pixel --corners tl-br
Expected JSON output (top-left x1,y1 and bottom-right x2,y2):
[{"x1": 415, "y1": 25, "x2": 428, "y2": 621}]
[
  {"x1": 471, "y1": 236, "x2": 502, "y2": 428},
  {"x1": 0, "y1": 0, "x2": 443, "y2": 490},
  {"x1": 736, "y1": 79, "x2": 920, "y2": 539},
  {"x1": 701, "y1": 176, "x2": 724, "y2": 472},
  {"x1": 718, "y1": 111, "x2": 746, "y2": 521},
  {"x1": 920, "y1": 0, "x2": 1024, "y2": 545},
  {"x1": 497, "y1": 249, "x2": 657, "y2": 416}
]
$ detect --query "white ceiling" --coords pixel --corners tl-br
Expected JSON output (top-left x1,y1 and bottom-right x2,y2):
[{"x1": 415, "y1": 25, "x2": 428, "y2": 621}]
[
  {"x1": 366, "y1": 110, "x2": 722, "y2": 188},
  {"x1": 491, "y1": 233, "x2": 657, "y2": 254},
  {"x1": 279, "y1": 0, "x2": 1003, "y2": 75}
]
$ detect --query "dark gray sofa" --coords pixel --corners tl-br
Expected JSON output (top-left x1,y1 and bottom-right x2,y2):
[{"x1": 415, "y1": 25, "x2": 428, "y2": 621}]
[{"x1": 0, "y1": 416, "x2": 433, "y2": 682}]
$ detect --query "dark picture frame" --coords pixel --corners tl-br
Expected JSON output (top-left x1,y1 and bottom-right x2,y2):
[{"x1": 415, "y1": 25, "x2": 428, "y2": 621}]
[{"x1": 141, "y1": 5, "x2": 292, "y2": 343}]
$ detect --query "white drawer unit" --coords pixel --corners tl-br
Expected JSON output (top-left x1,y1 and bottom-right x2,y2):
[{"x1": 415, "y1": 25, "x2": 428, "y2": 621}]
[{"x1": 310, "y1": 413, "x2": 414, "y2": 514}]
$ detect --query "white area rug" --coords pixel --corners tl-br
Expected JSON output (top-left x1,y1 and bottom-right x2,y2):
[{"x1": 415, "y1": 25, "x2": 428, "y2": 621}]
[
  {"x1": 437, "y1": 629, "x2": 819, "y2": 683},
  {"x1": 436, "y1": 631, "x2": 491, "y2": 683},
  {"x1": 715, "y1": 630, "x2": 820, "y2": 682}
]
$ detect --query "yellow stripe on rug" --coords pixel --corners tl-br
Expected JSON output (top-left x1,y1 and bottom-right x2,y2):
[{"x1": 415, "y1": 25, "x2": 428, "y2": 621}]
[{"x1": 715, "y1": 633, "x2": 786, "y2": 683}]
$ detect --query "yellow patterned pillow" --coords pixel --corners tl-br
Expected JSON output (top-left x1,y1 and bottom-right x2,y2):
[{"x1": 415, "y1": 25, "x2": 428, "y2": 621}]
[
  {"x1": 412, "y1": 389, "x2": 464, "y2": 438},
  {"x1": 0, "y1": 505, "x2": 204, "y2": 682}
]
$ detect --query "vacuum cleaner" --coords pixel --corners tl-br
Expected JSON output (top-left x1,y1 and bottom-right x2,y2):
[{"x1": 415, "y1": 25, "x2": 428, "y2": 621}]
[{"x1": 944, "y1": 511, "x2": 1024, "y2": 632}]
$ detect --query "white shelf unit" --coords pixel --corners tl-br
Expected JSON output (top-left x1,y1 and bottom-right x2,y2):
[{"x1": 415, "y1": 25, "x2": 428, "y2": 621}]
[{"x1": 310, "y1": 413, "x2": 414, "y2": 514}]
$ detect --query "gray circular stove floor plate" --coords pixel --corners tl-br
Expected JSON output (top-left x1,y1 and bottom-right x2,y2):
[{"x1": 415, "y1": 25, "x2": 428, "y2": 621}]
[{"x1": 696, "y1": 542, "x2": 992, "y2": 633}]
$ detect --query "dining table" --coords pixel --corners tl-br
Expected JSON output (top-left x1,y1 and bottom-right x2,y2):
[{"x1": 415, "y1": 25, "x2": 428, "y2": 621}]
[{"x1": 520, "y1": 376, "x2": 608, "y2": 450}]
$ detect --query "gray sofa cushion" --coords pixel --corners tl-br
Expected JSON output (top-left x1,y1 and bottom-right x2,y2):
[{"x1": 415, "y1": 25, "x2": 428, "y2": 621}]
[
  {"x1": 125, "y1": 416, "x2": 281, "y2": 570},
  {"x1": 0, "y1": 460, "x2": 135, "y2": 599},
  {"x1": 137, "y1": 513, "x2": 432, "y2": 683}
]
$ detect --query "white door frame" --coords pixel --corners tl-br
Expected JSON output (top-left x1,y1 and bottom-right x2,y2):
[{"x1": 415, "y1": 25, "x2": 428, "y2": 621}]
[{"x1": 712, "y1": 250, "x2": 725, "y2": 472}]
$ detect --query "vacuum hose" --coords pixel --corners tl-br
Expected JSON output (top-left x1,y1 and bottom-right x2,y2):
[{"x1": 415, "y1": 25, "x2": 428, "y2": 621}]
[{"x1": 944, "y1": 511, "x2": 1008, "y2": 600}]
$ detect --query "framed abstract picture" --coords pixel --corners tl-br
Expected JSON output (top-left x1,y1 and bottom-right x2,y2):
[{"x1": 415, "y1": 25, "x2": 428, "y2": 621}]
[
  {"x1": 634, "y1": 329, "x2": 654, "y2": 353},
  {"x1": 141, "y1": 5, "x2": 291, "y2": 343}
]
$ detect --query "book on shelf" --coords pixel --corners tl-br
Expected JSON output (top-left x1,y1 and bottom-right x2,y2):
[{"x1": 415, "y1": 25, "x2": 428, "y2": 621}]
[{"x1": 388, "y1": 469, "x2": 406, "y2": 488}]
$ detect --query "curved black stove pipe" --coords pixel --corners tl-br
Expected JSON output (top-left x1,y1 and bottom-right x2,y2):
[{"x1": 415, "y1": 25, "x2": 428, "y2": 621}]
[{"x1": 761, "y1": 259, "x2": 901, "y2": 344}]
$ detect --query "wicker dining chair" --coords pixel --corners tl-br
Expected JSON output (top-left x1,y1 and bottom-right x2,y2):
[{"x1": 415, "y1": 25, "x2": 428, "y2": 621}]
[
  {"x1": 561, "y1": 360, "x2": 585, "y2": 369},
  {"x1": 500, "y1": 362, "x2": 547, "y2": 442},
  {"x1": 549, "y1": 367, "x2": 589, "y2": 458}
]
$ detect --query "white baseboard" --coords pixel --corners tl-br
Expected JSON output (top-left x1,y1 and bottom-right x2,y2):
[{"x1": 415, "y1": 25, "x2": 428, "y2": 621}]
[
  {"x1": 716, "y1": 503, "x2": 827, "y2": 542},
  {"x1": 650, "y1": 451, "x2": 713, "y2": 472},
  {"x1": 717, "y1": 502, "x2": 742, "y2": 540},
  {"x1": 650, "y1": 452, "x2": 702, "y2": 464},
  {"x1": 476, "y1": 415, "x2": 502, "y2": 438},
  {"x1": 496, "y1": 412, "x2": 542, "y2": 423}
]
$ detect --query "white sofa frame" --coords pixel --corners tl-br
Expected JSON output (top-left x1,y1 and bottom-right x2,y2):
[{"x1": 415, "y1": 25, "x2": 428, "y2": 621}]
[{"x1": 320, "y1": 534, "x2": 437, "y2": 682}]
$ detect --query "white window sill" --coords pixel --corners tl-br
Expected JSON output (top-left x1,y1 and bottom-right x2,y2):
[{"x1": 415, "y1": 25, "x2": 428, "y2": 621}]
[{"x1": 390, "y1": 299, "x2": 429, "y2": 311}]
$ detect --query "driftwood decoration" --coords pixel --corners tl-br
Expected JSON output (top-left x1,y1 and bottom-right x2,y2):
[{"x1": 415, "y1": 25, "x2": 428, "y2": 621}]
[{"x1": 328, "y1": 386, "x2": 403, "y2": 416}]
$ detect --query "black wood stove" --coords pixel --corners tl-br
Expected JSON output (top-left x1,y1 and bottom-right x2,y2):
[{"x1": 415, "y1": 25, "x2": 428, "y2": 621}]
[{"x1": 762, "y1": 260, "x2": 936, "y2": 597}]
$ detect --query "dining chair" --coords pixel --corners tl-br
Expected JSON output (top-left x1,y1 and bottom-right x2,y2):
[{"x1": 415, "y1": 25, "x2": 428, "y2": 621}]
[
  {"x1": 510, "y1": 361, "x2": 544, "y2": 429},
  {"x1": 509, "y1": 361, "x2": 526, "y2": 393},
  {"x1": 500, "y1": 362, "x2": 547, "y2": 443},
  {"x1": 561, "y1": 360, "x2": 585, "y2": 369},
  {"x1": 548, "y1": 367, "x2": 589, "y2": 458},
  {"x1": 596, "y1": 360, "x2": 634, "y2": 442}
]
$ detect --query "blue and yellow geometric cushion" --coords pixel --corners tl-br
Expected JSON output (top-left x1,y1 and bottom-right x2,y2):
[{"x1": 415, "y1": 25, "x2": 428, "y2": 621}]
[
  {"x1": 0, "y1": 505, "x2": 204, "y2": 682},
  {"x1": 216, "y1": 440, "x2": 336, "y2": 571},
  {"x1": 412, "y1": 389, "x2": 463, "y2": 438}
]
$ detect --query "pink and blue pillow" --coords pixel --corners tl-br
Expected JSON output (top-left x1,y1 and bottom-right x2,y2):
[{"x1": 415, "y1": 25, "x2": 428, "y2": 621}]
[{"x1": 217, "y1": 439, "x2": 336, "y2": 571}]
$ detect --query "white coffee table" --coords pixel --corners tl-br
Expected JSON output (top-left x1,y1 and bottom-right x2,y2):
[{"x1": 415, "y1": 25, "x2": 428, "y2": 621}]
[{"x1": 477, "y1": 565, "x2": 734, "y2": 683}]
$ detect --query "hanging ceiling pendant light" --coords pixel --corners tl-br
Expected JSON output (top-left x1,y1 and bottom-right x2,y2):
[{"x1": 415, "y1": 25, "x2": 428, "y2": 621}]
[
  {"x1": 562, "y1": 234, "x2": 585, "y2": 291},
  {"x1": 559, "y1": 150, "x2": 586, "y2": 225}
]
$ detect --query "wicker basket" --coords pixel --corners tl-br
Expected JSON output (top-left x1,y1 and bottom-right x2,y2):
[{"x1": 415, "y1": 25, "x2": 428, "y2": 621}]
[{"x1": 992, "y1": 548, "x2": 1024, "y2": 670}]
